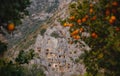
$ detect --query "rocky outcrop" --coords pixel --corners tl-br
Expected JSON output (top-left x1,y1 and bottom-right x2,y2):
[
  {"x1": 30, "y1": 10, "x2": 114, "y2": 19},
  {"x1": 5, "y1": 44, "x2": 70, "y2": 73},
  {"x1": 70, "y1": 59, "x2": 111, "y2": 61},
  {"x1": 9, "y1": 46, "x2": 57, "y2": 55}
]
[
  {"x1": 6, "y1": 0, "x2": 70, "y2": 48},
  {"x1": 33, "y1": 21, "x2": 89, "y2": 76},
  {"x1": 4, "y1": 0, "x2": 91, "y2": 76}
]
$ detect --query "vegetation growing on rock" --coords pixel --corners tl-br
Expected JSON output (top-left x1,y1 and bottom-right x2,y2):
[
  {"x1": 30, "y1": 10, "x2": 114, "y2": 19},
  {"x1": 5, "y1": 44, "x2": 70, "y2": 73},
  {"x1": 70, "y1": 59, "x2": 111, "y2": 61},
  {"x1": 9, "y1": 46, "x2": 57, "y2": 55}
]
[
  {"x1": 0, "y1": 41, "x2": 7, "y2": 54},
  {"x1": 62, "y1": 0, "x2": 120, "y2": 75},
  {"x1": 15, "y1": 49, "x2": 35, "y2": 64},
  {"x1": 0, "y1": 49, "x2": 45, "y2": 76}
]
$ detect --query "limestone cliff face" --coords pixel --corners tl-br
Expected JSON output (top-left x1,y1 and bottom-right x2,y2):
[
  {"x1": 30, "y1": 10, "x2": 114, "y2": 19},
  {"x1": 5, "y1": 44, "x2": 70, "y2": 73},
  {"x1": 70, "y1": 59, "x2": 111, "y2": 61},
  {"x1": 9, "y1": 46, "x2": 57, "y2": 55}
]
[
  {"x1": 33, "y1": 22, "x2": 88, "y2": 76},
  {"x1": 6, "y1": 0, "x2": 72, "y2": 56},
  {"x1": 4, "y1": 0, "x2": 90, "y2": 76},
  {"x1": 6, "y1": 0, "x2": 71, "y2": 48}
]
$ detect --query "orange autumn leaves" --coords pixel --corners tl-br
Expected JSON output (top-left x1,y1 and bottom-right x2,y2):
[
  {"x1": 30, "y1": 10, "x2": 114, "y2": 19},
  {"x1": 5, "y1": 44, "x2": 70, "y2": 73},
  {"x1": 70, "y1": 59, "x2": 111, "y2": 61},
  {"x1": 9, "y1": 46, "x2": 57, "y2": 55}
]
[
  {"x1": 63, "y1": 23, "x2": 73, "y2": 27},
  {"x1": 7, "y1": 23, "x2": 15, "y2": 31},
  {"x1": 71, "y1": 29, "x2": 80, "y2": 40},
  {"x1": 81, "y1": 15, "x2": 89, "y2": 23},
  {"x1": 109, "y1": 16, "x2": 116, "y2": 24},
  {"x1": 70, "y1": 15, "x2": 89, "y2": 23},
  {"x1": 69, "y1": 16, "x2": 75, "y2": 20},
  {"x1": 105, "y1": 1, "x2": 119, "y2": 24},
  {"x1": 77, "y1": 19, "x2": 81, "y2": 24},
  {"x1": 62, "y1": 1, "x2": 119, "y2": 41},
  {"x1": 64, "y1": 15, "x2": 98, "y2": 40},
  {"x1": 72, "y1": 28, "x2": 85, "y2": 40},
  {"x1": 71, "y1": 28, "x2": 85, "y2": 40},
  {"x1": 112, "y1": 1, "x2": 118, "y2": 7},
  {"x1": 89, "y1": 3, "x2": 94, "y2": 14},
  {"x1": 63, "y1": 8, "x2": 97, "y2": 40},
  {"x1": 105, "y1": 9, "x2": 117, "y2": 24},
  {"x1": 91, "y1": 32, "x2": 98, "y2": 38}
]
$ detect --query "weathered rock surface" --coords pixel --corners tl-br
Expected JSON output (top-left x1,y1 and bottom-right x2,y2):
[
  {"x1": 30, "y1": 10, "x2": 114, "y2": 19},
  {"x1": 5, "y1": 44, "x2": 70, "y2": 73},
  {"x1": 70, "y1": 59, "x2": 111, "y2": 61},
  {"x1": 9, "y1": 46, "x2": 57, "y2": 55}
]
[
  {"x1": 4, "y1": 0, "x2": 91, "y2": 76},
  {"x1": 33, "y1": 21, "x2": 89, "y2": 76},
  {"x1": 6, "y1": 0, "x2": 71, "y2": 48}
]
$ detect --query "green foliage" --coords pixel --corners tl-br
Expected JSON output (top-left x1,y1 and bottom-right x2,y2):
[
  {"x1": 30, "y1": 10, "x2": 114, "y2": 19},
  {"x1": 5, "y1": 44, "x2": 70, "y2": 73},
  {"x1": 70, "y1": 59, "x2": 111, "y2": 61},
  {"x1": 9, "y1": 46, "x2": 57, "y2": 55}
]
[
  {"x1": 0, "y1": 64, "x2": 25, "y2": 76},
  {"x1": 28, "y1": 64, "x2": 46, "y2": 76},
  {"x1": 0, "y1": 59, "x2": 25, "y2": 76},
  {"x1": 83, "y1": 72, "x2": 104, "y2": 76},
  {"x1": 62, "y1": 0, "x2": 120, "y2": 75},
  {"x1": 51, "y1": 31, "x2": 60, "y2": 38},
  {"x1": 0, "y1": 59, "x2": 46, "y2": 76},
  {"x1": 40, "y1": 28, "x2": 46, "y2": 36},
  {"x1": 0, "y1": 48, "x2": 45, "y2": 76},
  {"x1": 0, "y1": 0, "x2": 30, "y2": 31},
  {"x1": 15, "y1": 49, "x2": 35, "y2": 64},
  {"x1": 75, "y1": 58, "x2": 80, "y2": 63},
  {"x1": 0, "y1": 41, "x2": 7, "y2": 54}
]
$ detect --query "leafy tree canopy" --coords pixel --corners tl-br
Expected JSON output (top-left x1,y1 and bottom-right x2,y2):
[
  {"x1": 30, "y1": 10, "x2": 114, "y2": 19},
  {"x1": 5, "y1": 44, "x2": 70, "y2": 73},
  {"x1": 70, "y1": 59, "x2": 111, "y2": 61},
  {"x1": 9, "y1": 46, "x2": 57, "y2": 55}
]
[
  {"x1": 62, "y1": 0, "x2": 120, "y2": 75},
  {"x1": 0, "y1": 0, "x2": 30, "y2": 32},
  {"x1": 0, "y1": 41, "x2": 7, "y2": 54}
]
